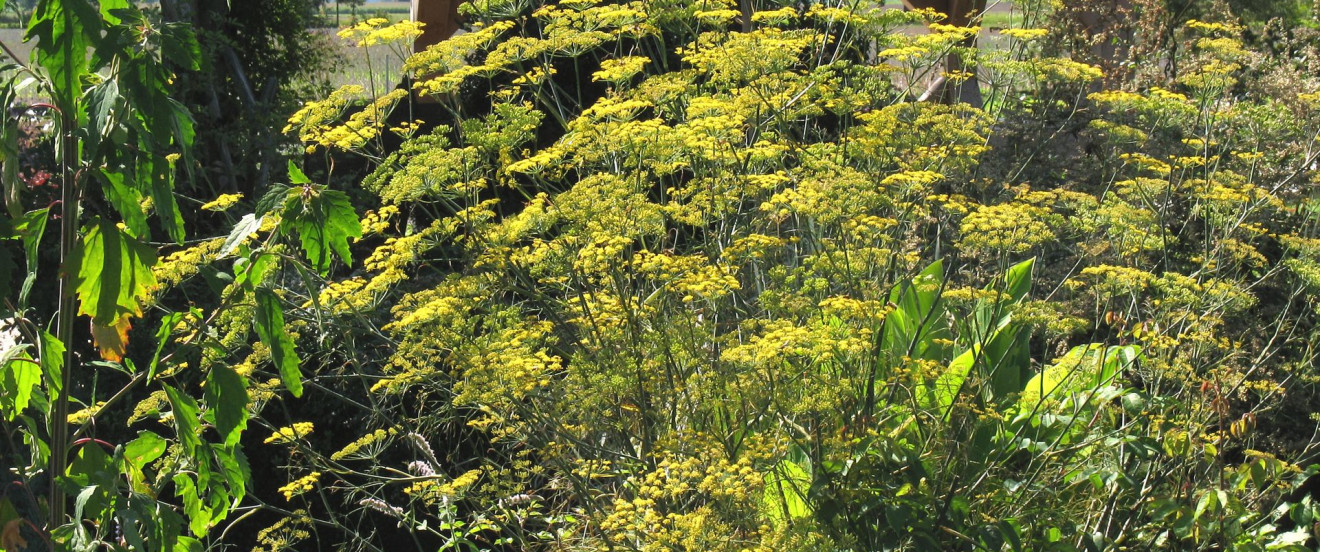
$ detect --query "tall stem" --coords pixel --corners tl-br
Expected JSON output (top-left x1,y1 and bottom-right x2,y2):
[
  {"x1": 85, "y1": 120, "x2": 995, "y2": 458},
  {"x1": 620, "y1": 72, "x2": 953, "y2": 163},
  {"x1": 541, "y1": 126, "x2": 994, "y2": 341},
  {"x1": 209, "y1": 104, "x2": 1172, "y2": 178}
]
[{"x1": 48, "y1": 109, "x2": 80, "y2": 531}]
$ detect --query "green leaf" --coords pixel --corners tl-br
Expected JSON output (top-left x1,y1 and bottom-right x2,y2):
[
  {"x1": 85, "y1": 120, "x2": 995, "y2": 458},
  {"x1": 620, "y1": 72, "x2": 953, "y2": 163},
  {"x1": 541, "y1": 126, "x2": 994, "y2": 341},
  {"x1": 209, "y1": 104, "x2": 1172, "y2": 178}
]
[
  {"x1": 15, "y1": 208, "x2": 48, "y2": 273},
  {"x1": 149, "y1": 153, "x2": 186, "y2": 244},
  {"x1": 287, "y1": 160, "x2": 311, "y2": 184},
  {"x1": 72, "y1": 218, "x2": 157, "y2": 361},
  {"x1": 763, "y1": 458, "x2": 812, "y2": 527},
  {"x1": 921, "y1": 342, "x2": 981, "y2": 419},
  {"x1": 97, "y1": 0, "x2": 130, "y2": 24},
  {"x1": 210, "y1": 443, "x2": 249, "y2": 503},
  {"x1": 171, "y1": 474, "x2": 212, "y2": 537},
  {"x1": 39, "y1": 330, "x2": 63, "y2": 398},
  {"x1": 1003, "y1": 257, "x2": 1035, "y2": 303},
  {"x1": 163, "y1": 384, "x2": 201, "y2": 455},
  {"x1": 0, "y1": 345, "x2": 38, "y2": 421},
  {"x1": 279, "y1": 162, "x2": 362, "y2": 275},
  {"x1": 882, "y1": 259, "x2": 950, "y2": 362},
  {"x1": 96, "y1": 170, "x2": 148, "y2": 239},
  {"x1": 161, "y1": 22, "x2": 202, "y2": 71},
  {"x1": 83, "y1": 78, "x2": 120, "y2": 165},
  {"x1": 205, "y1": 364, "x2": 249, "y2": 448},
  {"x1": 220, "y1": 214, "x2": 262, "y2": 258},
  {"x1": 27, "y1": 0, "x2": 100, "y2": 110},
  {"x1": 124, "y1": 431, "x2": 166, "y2": 468},
  {"x1": 254, "y1": 288, "x2": 302, "y2": 397}
]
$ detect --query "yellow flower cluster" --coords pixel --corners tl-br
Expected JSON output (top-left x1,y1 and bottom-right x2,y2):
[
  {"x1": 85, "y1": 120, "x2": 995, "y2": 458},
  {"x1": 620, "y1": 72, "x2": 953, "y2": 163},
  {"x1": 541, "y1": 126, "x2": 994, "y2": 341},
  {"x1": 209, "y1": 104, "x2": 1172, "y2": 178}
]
[
  {"x1": 593, "y1": 56, "x2": 650, "y2": 83},
  {"x1": 1000, "y1": 28, "x2": 1049, "y2": 41},
  {"x1": 337, "y1": 18, "x2": 424, "y2": 47},
  {"x1": 405, "y1": 468, "x2": 483, "y2": 506},
  {"x1": 254, "y1": 510, "x2": 312, "y2": 552},
  {"x1": 1075, "y1": 265, "x2": 1157, "y2": 297},
  {"x1": 330, "y1": 428, "x2": 396, "y2": 461},
  {"x1": 278, "y1": 472, "x2": 321, "y2": 501},
  {"x1": 264, "y1": 422, "x2": 314, "y2": 444},
  {"x1": 959, "y1": 202, "x2": 1056, "y2": 254},
  {"x1": 200, "y1": 193, "x2": 243, "y2": 212},
  {"x1": 153, "y1": 237, "x2": 226, "y2": 290}
]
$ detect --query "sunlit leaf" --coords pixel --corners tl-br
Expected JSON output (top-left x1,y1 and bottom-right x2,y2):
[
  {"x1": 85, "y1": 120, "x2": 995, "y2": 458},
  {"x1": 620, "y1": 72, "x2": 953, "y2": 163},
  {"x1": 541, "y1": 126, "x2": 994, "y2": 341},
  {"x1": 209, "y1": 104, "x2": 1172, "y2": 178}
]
[
  {"x1": 205, "y1": 364, "x2": 248, "y2": 447},
  {"x1": 72, "y1": 218, "x2": 157, "y2": 361},
  {"x1": 279, "y1": 161, "x2": 362, "y2": 275},
  {"x1": 254, "y1": 288, "x2": 302, "y2": 397}
]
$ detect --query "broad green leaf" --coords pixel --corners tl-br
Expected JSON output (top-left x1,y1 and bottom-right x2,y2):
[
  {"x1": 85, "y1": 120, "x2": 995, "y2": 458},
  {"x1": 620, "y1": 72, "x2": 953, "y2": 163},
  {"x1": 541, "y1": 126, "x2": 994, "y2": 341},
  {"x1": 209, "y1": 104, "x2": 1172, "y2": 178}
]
[
  {"x1": 97, "y1": 0, "x2": 130, "y2": 23},
  {"x1": 163, "y1": 384, "x2": 201, "y2": 455},
  {"x1": 255, "y1": 183, "x2": 290, "y2": 216},
  {"x1": 1003, "y1": 257, "x2": 1035, "y2": 303},
  {"x1": 919, "y1": 342, "x2": 982, "y2": 419},
  {"x1": 149, "y1": 154, "x2": 186, "y2": 244},
  {"x1": 39, "y1": 330, "x2": 63, "y2": 398},
  {"x1": 0, "y1": 345, "x2": 38, "y2": 421},
  {"x1": 15, "y1": 208, "x2": 47, "y2": 272},
  {"x1": 211, "y1": 444, "x2": 250, "y2": 504},
  {"x1": 118, "y1": 496, "x2": 149, "y2": 552},
  {"x1": 171, "y1": 474, "x2": 213, "y2": 537},
  {"x1": 882, "y1": 259, "x2": 949, "y2": 361},
  {"x1": 219, "y1": 214, "x2": 262, "y2": 258},
  {"x1": 234, "y1": 252, "x2": 277, "y2": 291},
  {"x1": 1014, "y1": 344, "x2": 1134, "y2": 415},
  {"x1": 205, "y1": 364, "x2": 249, "y2": 447},
  {"x1": 254, "y1": 288, "x2": 302, "y2": 397},
  {"x1": 27, "y1": 0, "x2": 101, "y2": 110},
  {"x1": 279, "y1": 185, "x2": 363, "y2": 276},
  {"x1": 124, "y1": 430, "x2": 167, "y2": 467},
  {"x1": 96, "y1": 170, "x2": 148, "y2": 238},
  {"x1": 287, "y1": 160, "x2": 311, "y2": 184},
  {"x1": 763, "y1": 459, "x2": 812, "y2": 527},
  {"x1": 72, "y1": 218, "x2": 157, "y2": 361},
  {"x1": 279, "y1": 161, "x2": 361, "y2": 275},
  {"x1": 161, "y1": 22, "x2": 202, "y2": 71},
  {"x1": 83, "y1": 79, "x2": 120, "y2": 165}
]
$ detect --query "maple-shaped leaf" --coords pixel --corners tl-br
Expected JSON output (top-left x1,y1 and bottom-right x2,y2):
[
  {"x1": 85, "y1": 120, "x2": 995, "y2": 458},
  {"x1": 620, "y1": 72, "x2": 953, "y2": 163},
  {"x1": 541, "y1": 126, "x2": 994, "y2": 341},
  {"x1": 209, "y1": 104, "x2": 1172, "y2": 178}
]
[
  {"x1": 73, "y1": 218, "x2": 157, "y2": 361},
  {"x1": 278, "y1": 162, "x2": 362, "y2": 275}
]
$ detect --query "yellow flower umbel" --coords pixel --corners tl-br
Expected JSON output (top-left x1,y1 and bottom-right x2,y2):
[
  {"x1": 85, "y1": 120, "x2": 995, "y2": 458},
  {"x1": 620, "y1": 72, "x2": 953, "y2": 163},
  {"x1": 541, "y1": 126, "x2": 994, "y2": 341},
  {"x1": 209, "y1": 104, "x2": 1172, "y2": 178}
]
[
  {"x1": 278, "y1": 472, "x2": 322, "y2": 501},
  {"x1": 265, "y1": 422, "x2": 314, "y2": 445}
]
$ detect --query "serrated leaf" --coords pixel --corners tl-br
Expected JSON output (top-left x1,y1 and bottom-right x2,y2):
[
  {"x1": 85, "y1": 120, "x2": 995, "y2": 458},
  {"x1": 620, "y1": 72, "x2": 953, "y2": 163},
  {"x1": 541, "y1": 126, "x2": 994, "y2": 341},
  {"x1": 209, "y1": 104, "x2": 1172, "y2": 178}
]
[
  {"x1": 83, "y1": 79, "x2": 120, "y2": 164},
  {"x1": 254, "y1": 288, "x2": 302, "y2": 397},
  {"x1": 39, "y1": 330, "x2": 63, "y2": 398},
  {"x1": 15, "y1": 208, "x2": 47, "y2": 271},
  {"x1": 124, "y1": 431, "x2": 166, "y2": 467},
  {"x1": 255, "y1": 184, "x2": 290, "y2": 216},
  {"x1": 162, "y1": 22, "x2": 201, "y2": 71},
  {"x1": 279, "y1": 161, "x2": 360, "y2": 274},
  {"x1": 163, "y1": 384, "x2": 201, "y2": 455},
  {"x1": 96, "y1": 170, "x2": 148, "y2": 241},
  {"x1": 287, "y1": 160, "x2": 311, "y2": 184},
  {"x1": 73, "y1": 218, "x2": 157, "y2": 361},
  {"x1": 279, "y1": 186, "x2": 362, "y2": 275},
  {"x1": 171, "y1": 473, "x2": 211, "y2": 537},
  {"x1": 211, "y1": 443, "x2": 249, "y2": 503},
  {"x1": 27, "y1": 0, "x2": 100, "y2": 110},
  {"x1": 0, "y1": 345, "x2": 38, "y2": 421},
  {"x1": 219, "y1": 214, "x2": 262, "y2": 258},
  {"x1": 205, "y1": 364, "x2": 248, "y2": 447}
]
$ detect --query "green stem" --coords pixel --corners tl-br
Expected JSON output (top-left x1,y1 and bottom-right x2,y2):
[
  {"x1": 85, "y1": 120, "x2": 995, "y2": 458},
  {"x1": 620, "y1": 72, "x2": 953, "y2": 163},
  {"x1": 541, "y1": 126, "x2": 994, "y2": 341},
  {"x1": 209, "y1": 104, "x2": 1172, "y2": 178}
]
[{"x1": 49, "y1": 109, "x2": 80, "y2": 532}]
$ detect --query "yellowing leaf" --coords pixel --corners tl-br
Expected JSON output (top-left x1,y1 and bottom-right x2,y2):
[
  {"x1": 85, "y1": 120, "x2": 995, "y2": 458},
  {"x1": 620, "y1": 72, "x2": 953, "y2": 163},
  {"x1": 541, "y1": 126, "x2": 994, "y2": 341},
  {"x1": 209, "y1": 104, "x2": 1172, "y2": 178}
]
[
  {"x1": 89, "y1": 314, "x2": 131, "y2": 362},
  {"x1": 73, "y1": 218, "x2": 157, "y2": 360}
]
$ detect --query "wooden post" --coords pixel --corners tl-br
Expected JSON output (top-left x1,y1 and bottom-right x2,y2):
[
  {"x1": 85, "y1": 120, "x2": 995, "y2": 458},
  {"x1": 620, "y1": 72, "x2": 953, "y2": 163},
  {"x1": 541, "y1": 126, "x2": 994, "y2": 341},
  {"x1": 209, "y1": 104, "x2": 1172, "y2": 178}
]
[
  {"x1": 901, "y1": 0, "x2": 987, "y2": 107},
  {"x1": 412, "y1": 0, "x2": 463, "y2": 52}
]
